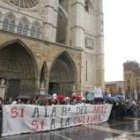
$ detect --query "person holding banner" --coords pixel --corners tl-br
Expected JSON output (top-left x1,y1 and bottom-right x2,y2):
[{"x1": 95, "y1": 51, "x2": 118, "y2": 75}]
[{"x1": 0, "y1": 97, "x2": 3, "y2": 137}]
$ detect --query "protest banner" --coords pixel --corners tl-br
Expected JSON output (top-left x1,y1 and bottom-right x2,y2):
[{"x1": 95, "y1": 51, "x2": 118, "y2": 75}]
[{"x1": 2, "y1": 104, "x2": 112, "y2": 136}]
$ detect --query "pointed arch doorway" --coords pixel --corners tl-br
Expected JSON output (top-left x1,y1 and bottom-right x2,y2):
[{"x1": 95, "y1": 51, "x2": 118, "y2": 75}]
[
  {"x1": 49, "y1": 52, "x2": 76, "y2": 96},
  {"x1": 0, "y1": 40, "x2": 38, "y2": 99}
]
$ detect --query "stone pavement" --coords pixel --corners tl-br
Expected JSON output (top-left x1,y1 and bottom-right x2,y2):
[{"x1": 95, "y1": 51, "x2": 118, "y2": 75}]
[{"x1": 1, "y1": 118, "x2": 140, "y2": 140}]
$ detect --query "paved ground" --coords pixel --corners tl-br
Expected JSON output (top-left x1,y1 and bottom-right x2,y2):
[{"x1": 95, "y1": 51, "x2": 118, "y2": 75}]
[{"x1": 1, "y1": 118, "x2": 140, "y2": 140}]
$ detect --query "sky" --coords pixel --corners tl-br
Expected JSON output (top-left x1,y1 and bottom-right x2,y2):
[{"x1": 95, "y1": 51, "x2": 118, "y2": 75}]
[{"x1": 103, "y1": 0, "x2": 140, "y2": 82}]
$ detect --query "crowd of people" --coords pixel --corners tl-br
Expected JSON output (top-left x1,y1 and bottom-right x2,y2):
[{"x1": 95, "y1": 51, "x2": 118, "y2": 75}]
[
  {"x1": 0, "y1": 90, "x2": 140, "y2": 137},
  {"x1": 109, "y1": 98, "x2": 140, "y2": 119},
  {"x1": 0, "y1": 94, "x2": 86, "y2": 106},
  {"x1": 0, "y1": 91, "x2": 140, "y2": 118}
]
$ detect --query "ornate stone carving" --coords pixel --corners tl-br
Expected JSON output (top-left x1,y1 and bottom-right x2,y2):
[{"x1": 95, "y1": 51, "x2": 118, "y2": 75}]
[
  {"x1": 85, "y1": 37, "x2": 94, "y2": 49},
  {"x1": 7, "y1": 0, "x2": 40, "y2": 8}
]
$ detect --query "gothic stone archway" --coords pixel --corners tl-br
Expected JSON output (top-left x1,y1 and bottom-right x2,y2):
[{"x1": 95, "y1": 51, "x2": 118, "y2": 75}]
[
  {"x1": 49, "y1": 52, "x2": 76, "y2": 96},
  {"x1": 0, "y1": 40, "x2": 38, "y2": 99}
]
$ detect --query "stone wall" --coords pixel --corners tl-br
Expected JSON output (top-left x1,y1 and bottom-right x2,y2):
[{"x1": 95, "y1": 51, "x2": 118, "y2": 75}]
[{"x1": 0, "y1": 31, "x2": 82, "y2": 97}]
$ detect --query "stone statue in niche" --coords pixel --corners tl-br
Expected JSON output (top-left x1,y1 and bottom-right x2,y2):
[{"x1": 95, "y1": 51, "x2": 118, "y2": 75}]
[
  {"x1": 39, "y1": 81, "x2": 46, "y2": 95},
  {"x1": 0, "y1": 78, "x2": 6, "y2": 100}
]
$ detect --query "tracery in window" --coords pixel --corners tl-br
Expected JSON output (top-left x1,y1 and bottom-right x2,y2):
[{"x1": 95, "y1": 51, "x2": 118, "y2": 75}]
[
  {"x1": 8, "y1": 0, "x2": 40, "y2": 9},
  {"x1": 30, "y1": 21, "x2": 41, "y2": 39},
  {"x1": 17, "y1": 23, "x2": 23, "y2": 34},
  {"x1": 30, "y1": 26, "x2": 35, "y2": 37},
  {"x1": 56, "y1": 7, "x2": 67, "y2": 44},
  {"x1": 36, "y1": 27, "x2": 41, "y2": 38},
  {"x1": 23, "y1": 24, "x2": 29, "y2": 36},
  {"x1": 17, "y1": 17, "x2": 29, "y2": 36},
  {"x1": 2, "y1": 18, "x2": 9, "y2": 31},
  {"x1": 9, "y1": 20, "x2": 15, "y2": 32},
  {"x1": 2, "y1": 13, "x2": 16, "y2": 32}
]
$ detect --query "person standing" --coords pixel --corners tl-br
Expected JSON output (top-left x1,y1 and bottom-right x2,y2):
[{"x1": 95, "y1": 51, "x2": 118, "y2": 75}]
[{"x1": 0, "y1": 98, "x2": 3, "y2": 137}]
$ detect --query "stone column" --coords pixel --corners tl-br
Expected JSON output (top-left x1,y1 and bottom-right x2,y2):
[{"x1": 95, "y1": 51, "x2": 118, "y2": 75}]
[
  {"x1": 95, "y1": 0, "x2": 104, "y2": 87},
  {"x1": 35, "y1": 78, "x2": 40, "y2": 97},
  {"x1": 44, "y1": 77, "x2": 49, "y2": 95},
  {"x1": 43, "y1": 0, "x2": 59, "y2": 42},
  {"x1": 70, "y1": 0, "x2": 85, "y2": 48}
]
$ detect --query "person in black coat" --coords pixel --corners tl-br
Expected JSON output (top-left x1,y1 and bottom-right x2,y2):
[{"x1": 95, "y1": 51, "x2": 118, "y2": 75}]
[{"x1": 0, "y1": 97, "x2": 3, "y2": 137}]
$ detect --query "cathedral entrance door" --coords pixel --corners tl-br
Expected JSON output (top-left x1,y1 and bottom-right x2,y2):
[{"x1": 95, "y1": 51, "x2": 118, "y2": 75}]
[
  {"x1": 49, "y1": 52, "x2": 76, "y2": 96},
  {"x1": 0, "y1": 41, "x2": 38, "y2": 98},
  {"x1": 49, "y1": 82, "x2": 59, "y2": 95},
  {"x1": 6, "y1": 79, "x2": 20, "y2": 99}
]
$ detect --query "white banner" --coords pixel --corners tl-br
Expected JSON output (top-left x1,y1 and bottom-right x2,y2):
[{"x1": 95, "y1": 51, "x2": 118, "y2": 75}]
[{"x1": 2, "y1": 104, "x2": 112, "y2": 136}]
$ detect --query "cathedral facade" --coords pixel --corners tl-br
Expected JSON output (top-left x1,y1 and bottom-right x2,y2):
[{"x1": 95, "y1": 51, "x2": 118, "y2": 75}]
[{"x1": 0, "y1": 0, "x2": 104, "y2": 98}]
